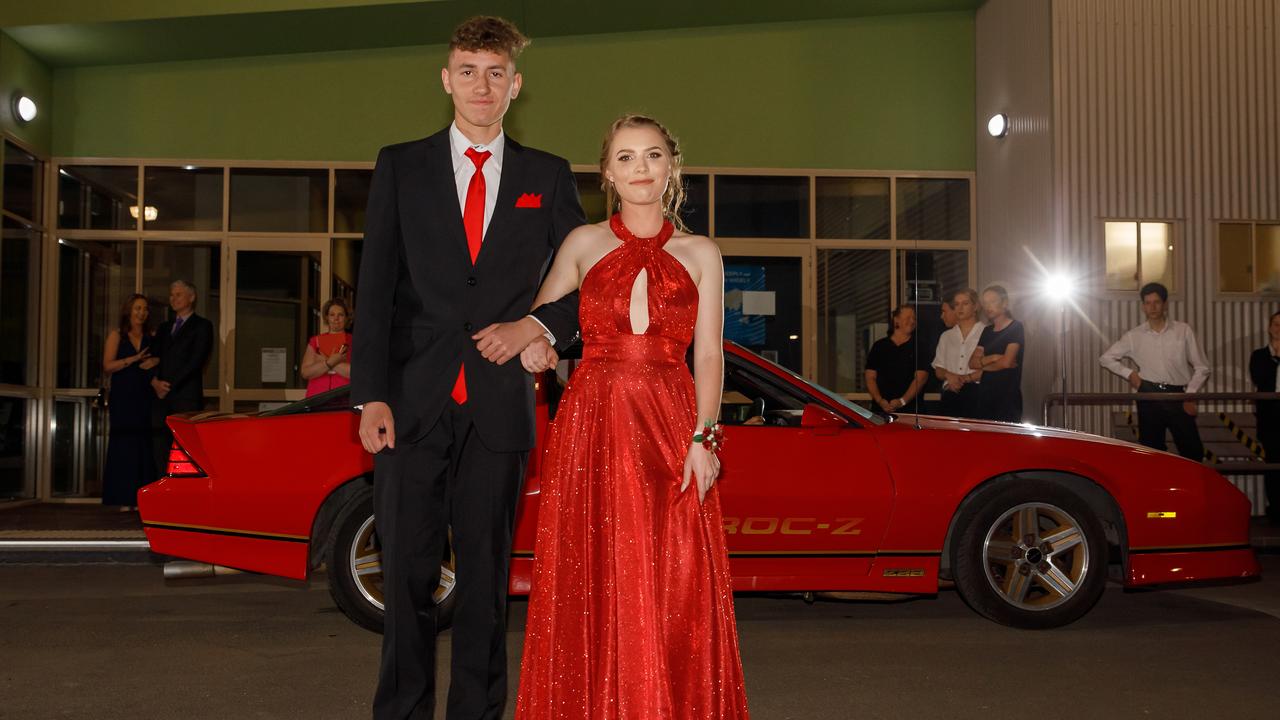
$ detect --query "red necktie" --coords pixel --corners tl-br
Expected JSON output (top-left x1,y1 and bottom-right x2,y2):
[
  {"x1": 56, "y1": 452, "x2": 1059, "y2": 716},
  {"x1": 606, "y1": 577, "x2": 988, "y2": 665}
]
[{"x1": 452, "y1": 147, "x2": 491, "y2": 405}]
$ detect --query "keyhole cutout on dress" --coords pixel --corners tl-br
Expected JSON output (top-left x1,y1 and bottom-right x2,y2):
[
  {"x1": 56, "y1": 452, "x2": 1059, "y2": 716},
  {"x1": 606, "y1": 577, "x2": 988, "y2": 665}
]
[{"x1": 628, "y1": 267, "x2": 650, "y2": 335}]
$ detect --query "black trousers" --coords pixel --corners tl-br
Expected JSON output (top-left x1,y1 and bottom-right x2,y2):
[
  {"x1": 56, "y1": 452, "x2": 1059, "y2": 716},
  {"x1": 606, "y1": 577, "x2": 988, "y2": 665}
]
[
  {"x1": 1135, "y1": 381, "x2": 1204, "y2": 461},
  {"x1": 1258, "y1": 421, "x2": 1280, "y2": 522},
  {"x1": 939, "y1": 383, "x2": 981, "y2": 419},
  {"x1": 372, "y1": 400, "x2": 527, "y2": 720}
]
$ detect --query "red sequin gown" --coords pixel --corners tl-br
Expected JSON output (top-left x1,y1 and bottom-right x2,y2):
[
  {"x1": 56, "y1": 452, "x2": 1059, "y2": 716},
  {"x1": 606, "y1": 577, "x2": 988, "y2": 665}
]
[{"x1": 515, "y1": 215, "x2": 749, "y2": 719}]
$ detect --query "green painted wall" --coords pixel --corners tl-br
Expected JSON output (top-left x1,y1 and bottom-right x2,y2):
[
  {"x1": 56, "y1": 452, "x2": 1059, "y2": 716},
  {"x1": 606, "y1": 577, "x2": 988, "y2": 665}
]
[
  {"x1": 51, "y1": 14, "x2": 975, "y2": 170},
  {"x1": 0, "y1": 33, "x2": 53, "y2": 154}
]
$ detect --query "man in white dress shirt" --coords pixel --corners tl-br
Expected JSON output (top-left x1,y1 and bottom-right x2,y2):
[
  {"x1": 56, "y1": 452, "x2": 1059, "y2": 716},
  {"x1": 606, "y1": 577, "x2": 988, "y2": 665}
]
[{"x1": 1099, "y1": 282, "x2": 1210, "y2": 460}]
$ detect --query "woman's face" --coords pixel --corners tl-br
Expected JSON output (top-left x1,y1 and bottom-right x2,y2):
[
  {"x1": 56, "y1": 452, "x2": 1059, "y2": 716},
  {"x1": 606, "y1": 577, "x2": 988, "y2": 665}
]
[
  {"x1": 894, "y1": 307, "x2": 916, "y2": 334},
  {"x1": 1270, "y1": 314, "x2": 1280, "y2": 343},
  {"x1": 605, "y1": 126, "x2": 672, "y2": 210},
  {"x1": 953, "y1": 294, "x2": 975, "y2": 322},
  {"x1": 129, "y1": 298, "x2": 149, "y2": 327},
  {"x1": 981, "y1": 290, "x2": 1007, "y2": 321},
  {"x1": 327, "y1": 305, "x2": 347, "y2": 333}
]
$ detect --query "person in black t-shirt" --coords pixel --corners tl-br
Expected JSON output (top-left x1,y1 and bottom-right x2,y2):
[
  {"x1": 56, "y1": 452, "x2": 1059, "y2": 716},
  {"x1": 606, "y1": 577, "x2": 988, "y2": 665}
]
[
  {"x1": 970, "y1": 285, "x2": 1025, "y2": 422},
  {"x1": 866, "y1": 305, "x2": 930, "y2": 415}
]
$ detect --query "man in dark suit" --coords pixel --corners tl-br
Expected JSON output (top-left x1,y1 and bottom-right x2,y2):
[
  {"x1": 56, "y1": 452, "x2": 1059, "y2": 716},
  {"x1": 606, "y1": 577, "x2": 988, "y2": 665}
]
[
  {"x1": 150, "y1": 279, "x2": 214, "y2": 472},
  {"x1": 352, "y1": 16, "x2": 585, "y2": 720}
]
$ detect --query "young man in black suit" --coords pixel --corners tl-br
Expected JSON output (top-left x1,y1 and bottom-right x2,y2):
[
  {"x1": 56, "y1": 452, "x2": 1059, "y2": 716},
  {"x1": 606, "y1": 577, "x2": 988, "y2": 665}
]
[
  {"x1": 351, "y1": 16, "x2": 585, "y2": 720},
  {"x1": 150, "y1": 279, "x2": 214, "y2": 472}
]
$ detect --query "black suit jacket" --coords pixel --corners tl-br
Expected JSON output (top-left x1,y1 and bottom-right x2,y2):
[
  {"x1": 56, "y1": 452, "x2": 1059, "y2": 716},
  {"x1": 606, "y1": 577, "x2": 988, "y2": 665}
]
[
  {"x1": 152, "y1": 313, "x2": 214, "y2": 412},
  {"x1": 352, "y1": 128, "x2": 586, "y2": 451},
  {"x1": 1249, "y1": 347, "x2": 1280, "y2": 425}
]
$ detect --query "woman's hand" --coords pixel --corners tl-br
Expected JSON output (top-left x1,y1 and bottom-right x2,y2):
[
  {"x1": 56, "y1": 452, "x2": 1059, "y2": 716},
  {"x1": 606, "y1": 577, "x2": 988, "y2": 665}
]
[
  {"x1": 139, "y1": 357, "x2": 160, "y2": 371},
  {"x1": 325, "y1": 346, "x2": 347, "y2": 369},
  {"x1": 520, "y1": 338, "x2": 559, "y2": 373},
  {"x1": 681, "y1": 443, "x2": 721, "y2": 504},
  {"x1": 968, "y1": 347, "x2": 985, "y2": 370}
]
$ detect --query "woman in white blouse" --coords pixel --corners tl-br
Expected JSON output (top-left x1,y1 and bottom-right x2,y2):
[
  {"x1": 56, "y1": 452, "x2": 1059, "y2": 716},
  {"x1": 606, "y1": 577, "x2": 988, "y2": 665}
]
[{"x1": 931, "y1": 288, "x2": 985, "y2": 418}]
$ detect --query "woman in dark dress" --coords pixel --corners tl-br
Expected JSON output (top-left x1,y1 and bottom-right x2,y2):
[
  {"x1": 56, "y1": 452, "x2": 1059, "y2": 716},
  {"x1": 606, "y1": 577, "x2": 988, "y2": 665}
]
[
  {"x1": 971, "y1": 285, "x2": 1025, "y2": 422},
  {"x1": 865, "y1": 305, "x2": 930, "y2": 415},
  {"x1": 1249, "y1": 310, "x2": 1280, "y2": 526},
  {"x1": 101, "y1": 293, "x2": 161, "y2": 509}
]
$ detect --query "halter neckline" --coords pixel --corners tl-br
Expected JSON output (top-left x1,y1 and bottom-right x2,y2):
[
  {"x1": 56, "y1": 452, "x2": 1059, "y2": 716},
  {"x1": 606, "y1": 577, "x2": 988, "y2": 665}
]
[{"x1": 609, "y1": 213, "x2": 675, "y2": 246}]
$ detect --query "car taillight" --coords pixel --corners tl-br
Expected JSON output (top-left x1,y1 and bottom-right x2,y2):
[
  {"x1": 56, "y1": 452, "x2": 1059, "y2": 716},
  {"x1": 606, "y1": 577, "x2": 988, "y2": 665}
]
[{"x1": 167, "y1": 440, "x2": 206, "y2": 478}]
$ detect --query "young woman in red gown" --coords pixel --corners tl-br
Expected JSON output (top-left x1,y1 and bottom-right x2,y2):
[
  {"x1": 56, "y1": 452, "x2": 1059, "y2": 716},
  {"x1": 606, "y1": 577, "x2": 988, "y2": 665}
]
[{"x1": 514, "y1": 115, "x2": 749, "y2": 719}]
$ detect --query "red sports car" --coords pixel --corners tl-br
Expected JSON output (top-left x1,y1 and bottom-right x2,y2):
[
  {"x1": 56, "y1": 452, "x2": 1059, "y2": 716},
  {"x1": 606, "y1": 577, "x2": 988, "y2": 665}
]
[{"x1": 139, "y1": 343, "x2": 1259, "y2": 630}]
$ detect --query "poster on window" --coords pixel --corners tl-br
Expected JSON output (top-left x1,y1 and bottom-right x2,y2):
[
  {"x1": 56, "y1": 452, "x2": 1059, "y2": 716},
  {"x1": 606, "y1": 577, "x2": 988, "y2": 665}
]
[{"x1": 724, "y1": 265, "x2": 767, "y2": 346}]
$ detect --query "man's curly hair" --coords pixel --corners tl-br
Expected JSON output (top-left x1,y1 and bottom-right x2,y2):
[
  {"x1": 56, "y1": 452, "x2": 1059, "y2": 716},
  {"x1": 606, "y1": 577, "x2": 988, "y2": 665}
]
[{"x1": 449, "y1": 16, "x2": 530, "y2": 61}]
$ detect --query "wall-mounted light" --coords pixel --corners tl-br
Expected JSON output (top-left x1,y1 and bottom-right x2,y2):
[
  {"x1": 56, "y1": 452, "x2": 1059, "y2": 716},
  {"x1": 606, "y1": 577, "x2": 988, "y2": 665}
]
[
  {"x1": 11, "y1": 92, "x2": 37, "y2": 124},
  {"x1": 129, "y1": 205, "x2": 159, "y2": 222},
  {"x1": 986, "y1": 113, "x2": 1009, "y2": 138}
]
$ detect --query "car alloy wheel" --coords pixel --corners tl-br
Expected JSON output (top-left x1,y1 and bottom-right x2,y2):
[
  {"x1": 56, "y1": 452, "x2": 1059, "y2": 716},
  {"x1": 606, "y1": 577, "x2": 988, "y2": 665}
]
[
  {"x1": 981, "y1": 501, "x2": 1089, "y2": 611},
  {"x1": 347, "y1": 514, "x2": 457, "y2": 612}
]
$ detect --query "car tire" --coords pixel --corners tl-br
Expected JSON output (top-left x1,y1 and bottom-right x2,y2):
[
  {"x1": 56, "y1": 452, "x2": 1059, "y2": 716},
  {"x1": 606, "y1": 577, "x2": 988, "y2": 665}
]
[
  {"x1": 951, "y1": 480, "x2": 1107, "y2": 629},
  {"x1": 327, "y1": 492, "x2": 457, "y2": 634}
]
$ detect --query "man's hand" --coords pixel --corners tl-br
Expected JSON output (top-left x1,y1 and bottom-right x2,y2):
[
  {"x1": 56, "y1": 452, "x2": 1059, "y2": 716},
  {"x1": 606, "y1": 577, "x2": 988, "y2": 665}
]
[
  {"x1": 151, "y1": 378, "x2": 171, "y2": 399},
  {"x1": 1128, "y1": 371, "x2": 1143, "y2": 390},
  {"x1": 359, "y1": 401, "x2": 396, "y2": 454},
  {"x1": 473, "y1": 317, "x2": 544, "y2": 365},
  {"x1": 969, "y1": 347, "x2": 985, "y2": 371},
  {"x1": 520, "y1": 337, "x2": 559, "y2": 373},
  {"x1": 1183, "y1": 401, "x2": 1198, "y2": 417}
]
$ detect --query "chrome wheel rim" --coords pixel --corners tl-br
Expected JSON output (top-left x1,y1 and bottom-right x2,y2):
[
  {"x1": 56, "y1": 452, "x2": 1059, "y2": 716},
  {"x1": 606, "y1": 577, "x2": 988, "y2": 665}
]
[
  {"x1": 982, "y1": 502, "x2": 1090, "y2": 611},
  {"x1": 348, "y1": 514, "x2": 456, "y2": 612}
]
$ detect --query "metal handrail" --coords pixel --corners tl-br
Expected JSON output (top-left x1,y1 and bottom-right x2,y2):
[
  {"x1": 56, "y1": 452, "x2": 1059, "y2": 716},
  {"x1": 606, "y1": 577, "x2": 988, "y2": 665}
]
[
  {"x1": 1041, "y1": 391, "x2": 1280, "y2": 426},
  {"x1": 1040, "y1": 391, "x2": 1280, "y2": 475}
]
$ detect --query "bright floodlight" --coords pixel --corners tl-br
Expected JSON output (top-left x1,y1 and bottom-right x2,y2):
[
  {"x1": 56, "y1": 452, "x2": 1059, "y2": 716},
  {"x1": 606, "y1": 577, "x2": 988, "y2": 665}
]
[
  {"x1": 1044, "y1": 272, "x2": 1073, "y2": 301},
  {"x1": 15, "y1": 95, "x2": 37, "y2": 123},
  {"x1": 987, "y1": 113, "x2": 1008, "y2": 138}
]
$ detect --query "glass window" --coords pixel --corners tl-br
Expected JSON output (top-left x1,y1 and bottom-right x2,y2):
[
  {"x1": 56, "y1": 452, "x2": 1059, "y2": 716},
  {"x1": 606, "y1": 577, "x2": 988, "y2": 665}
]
[
  {"x1": 3, "y1": 141, "x2": 42, "y2": 223},
  {"x1": 724, "y1": 255, "x2": 804, "y2": 373},
  {"x1": 57, "y1": 165, "x2": 139, "y2": 230},
  {"x1": 1, "y1": 218, "x2": 40, "y2": 385},
  {"x1": 233, "y1": 250, "x2": 321, "y2": 390},
  {"x1": 900, "y1": 249, "x2": 969, "y2": 396},
  {"x1": 721, "y1": 357, "x2": 811, "y2": 427},
  {"x1": 51, "y1": 396, "x2": 105, "y2": 497},
  {"x1": 332, "y1": 237, "x2": 361, "y2": 311},
  {"x1": 816, "y1": 177, "x2": 890, "y2": 239},
  {"x1": 143, "y1": 166, "x2": 223, "y2": 231},
  {"x1": 1256, "y1": 224, "x2": 1280, "y2": 293},
  {"x1": 1104, "y1": 220, "x2": 1175, "y2": 292},
  {"x1": 334, "y1": 169, "x2": 372, "y2": 234},
  {"x1": 680, "y1": 174, "x2": 710, "y2": 237},
  {"x1": 574, "y1": 172, "x2": 608, "y2": 224},
  {"x1": 0, "y1": 396, "x2": 31, "y2": 499},
  {"x1": 229, "y1": 169, "x2": 328, "y2": 233},
  {"x1": 896, "y1": 178, "x2": 970, "y2": 241},
  {"x1": 142, "y1": 242, "x2": 221, "y2": 390},
  {"x1": 714, "y1": 176, "x2": 809, "y2": 238},
  {"x1": 1218, "y1": 223, "x2": 1252, "y2": 293},
  {"x1": 816, "y1": 250, "x2": 890, "y2": 394},
  {"x1": 56, "y1": 239, "x2": 138, "y2": 389}
]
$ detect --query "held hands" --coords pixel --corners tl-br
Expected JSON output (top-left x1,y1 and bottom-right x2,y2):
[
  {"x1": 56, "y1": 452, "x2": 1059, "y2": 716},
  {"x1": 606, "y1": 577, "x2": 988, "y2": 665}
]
[
  {"x1": 520, "y1": 337, "x2": 559, "y2": 373},
  {"x1": 358, "y1": 401, "x2": 396, "y2": 454},
  {"x1": 473, "y1": 317, "x2": 543, "y2": 365},
  {"x1": 681, "y1": 443, "x2": 721, "y2": 504}
]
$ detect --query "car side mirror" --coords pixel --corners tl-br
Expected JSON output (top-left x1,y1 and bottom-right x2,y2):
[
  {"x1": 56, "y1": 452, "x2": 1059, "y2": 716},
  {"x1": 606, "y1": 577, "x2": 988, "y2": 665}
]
[{"x1": 800, "y1": 403, "x2": 847, "y2": 431}]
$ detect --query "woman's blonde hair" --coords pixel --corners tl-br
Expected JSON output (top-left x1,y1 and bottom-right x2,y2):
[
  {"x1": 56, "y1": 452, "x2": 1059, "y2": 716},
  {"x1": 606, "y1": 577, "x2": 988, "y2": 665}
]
[{"x1": 599, "y1": 114, "x2": 687, "y2": 231}]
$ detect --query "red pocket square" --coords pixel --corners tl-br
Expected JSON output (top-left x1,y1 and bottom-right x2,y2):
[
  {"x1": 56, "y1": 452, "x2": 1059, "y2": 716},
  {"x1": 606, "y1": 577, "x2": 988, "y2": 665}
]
[{"x1": 515, "y1": 193, "x2": 542, "y2": 208}]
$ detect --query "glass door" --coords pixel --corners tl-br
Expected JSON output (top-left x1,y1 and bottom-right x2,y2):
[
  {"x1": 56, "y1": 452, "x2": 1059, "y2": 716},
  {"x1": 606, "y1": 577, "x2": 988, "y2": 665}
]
[{"x1": 225, "y1": 238, "x2": 330, "y2": 413}]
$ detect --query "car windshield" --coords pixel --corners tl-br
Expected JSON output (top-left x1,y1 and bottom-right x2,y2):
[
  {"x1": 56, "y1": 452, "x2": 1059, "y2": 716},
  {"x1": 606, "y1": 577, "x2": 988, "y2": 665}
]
[
  {"x1": 258, "y1": 386, "x2": 353, "y2": 417},
  {"x1": 728, "y1": 343, "x2": 881, "y2": 425}
]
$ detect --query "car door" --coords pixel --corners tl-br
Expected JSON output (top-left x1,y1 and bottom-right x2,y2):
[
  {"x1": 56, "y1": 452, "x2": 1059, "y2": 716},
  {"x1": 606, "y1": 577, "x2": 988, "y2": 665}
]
[{"x1": 716, "y1": 355, "x2": 894, "y2": 591}]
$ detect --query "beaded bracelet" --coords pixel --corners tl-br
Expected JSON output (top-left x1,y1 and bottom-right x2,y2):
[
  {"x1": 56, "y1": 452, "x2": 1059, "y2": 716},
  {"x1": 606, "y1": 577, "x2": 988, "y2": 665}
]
[{"x1": 692, "y1": 420, "x2": 725, "y2": 453}]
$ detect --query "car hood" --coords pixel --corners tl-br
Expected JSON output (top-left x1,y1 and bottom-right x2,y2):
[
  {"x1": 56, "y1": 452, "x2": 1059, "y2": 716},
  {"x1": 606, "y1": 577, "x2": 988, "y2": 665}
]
[{"x1": 886, "y1": 413, "x2": 1151, "y2": 452}]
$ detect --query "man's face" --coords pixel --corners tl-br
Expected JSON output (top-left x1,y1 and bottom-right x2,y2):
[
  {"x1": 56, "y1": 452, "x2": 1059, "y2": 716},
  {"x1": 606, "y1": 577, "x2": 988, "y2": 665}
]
[
  {"x1": 940, "y1": 301, "x2": 957, "y2": 328},
  {"x1": 1141, "y1": 292, "x2": 1166, "y2": 322},
  {"x1": 441, "y1": 49, "x2": 521, "y2": 131},
  {"x1": 170, "y1": 284, "x2": 194, "y2": 314}
]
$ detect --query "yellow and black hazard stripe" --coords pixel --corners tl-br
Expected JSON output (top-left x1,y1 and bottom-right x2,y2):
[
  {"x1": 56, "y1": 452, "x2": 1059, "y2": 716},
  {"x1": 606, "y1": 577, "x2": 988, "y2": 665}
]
[{"x1": 1217, "y1": 412, "x2": 1266, "y2": 460}]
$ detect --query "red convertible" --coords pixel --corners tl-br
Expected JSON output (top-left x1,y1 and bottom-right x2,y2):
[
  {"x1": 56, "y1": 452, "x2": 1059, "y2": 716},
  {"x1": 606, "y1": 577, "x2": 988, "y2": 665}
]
[{"x1": 139, "y1": 343, "x2": 1259, "y2": 630}]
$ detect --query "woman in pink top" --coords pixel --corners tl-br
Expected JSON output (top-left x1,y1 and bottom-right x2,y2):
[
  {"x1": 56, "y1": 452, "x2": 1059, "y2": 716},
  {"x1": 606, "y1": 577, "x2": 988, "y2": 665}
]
[{"x1": 302, "y1": 298, "x2": 352, "y2": 397}]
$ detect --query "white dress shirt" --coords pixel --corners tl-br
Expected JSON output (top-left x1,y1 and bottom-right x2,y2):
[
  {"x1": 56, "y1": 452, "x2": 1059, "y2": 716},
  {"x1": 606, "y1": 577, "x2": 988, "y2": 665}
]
[
  {"x1": 1099, "y1": 319, "x2": 1211, "y2": 392},
  {"x1": 932, "y1": 321, "x2": 986, "y2": 378},
  {"x1": 449, "y1": 122, "x2": 556, "y2": 346},
  {"x1": 449, "y1": 122, "x2": 504, "y2": 238}
]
